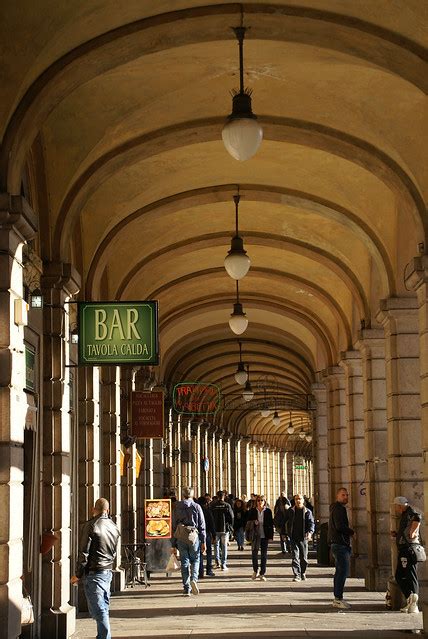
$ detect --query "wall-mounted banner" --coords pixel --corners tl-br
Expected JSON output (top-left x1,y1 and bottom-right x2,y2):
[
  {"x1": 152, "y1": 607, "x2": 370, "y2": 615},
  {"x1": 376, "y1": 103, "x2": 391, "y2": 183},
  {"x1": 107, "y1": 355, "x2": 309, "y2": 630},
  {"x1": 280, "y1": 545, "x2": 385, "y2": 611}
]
[
  {"x1": 78, "y1": 301, "x2": 158, "y2": 365},
  {"x1": 131, "y1": 390, "x2": 164, "y2": 439},
  {"x1": 173, "y1": 382, "x2": 221, "y2": 415}
]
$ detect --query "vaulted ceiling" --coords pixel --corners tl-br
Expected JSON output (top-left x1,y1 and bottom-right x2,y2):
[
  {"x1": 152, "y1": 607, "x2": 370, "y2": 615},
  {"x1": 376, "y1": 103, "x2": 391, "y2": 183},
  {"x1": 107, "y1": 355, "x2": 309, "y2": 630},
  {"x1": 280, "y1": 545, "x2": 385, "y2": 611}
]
[{"x1": 1, "y1": 1, "x2": 426, "y2": 450}]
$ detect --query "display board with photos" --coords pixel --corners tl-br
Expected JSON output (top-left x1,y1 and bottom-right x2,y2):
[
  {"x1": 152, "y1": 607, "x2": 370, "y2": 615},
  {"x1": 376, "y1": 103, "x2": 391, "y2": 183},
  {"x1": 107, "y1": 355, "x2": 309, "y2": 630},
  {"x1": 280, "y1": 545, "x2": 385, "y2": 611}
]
[{"x1": 144, "y1": 499, "x2": 172, "y2": 539}]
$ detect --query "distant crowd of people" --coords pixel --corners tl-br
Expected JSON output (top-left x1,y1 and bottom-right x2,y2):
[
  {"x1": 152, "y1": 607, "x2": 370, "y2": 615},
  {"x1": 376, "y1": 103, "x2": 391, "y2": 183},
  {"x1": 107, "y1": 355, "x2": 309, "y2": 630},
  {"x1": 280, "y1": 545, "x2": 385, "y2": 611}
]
[{"x1": 73, "y1": 488, "x2": 423, "y2": 637}]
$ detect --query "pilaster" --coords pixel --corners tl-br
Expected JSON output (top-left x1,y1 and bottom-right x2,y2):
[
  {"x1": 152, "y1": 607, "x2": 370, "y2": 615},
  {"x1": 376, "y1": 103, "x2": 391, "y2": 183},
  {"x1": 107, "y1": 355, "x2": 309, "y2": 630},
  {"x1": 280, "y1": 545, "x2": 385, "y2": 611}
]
[
  {"x1": 355, "y1": 328, "x2": 390, "y2": 590},
  {"x1": 339, "y1": 351, "x2": 367, "y2": 578},
  {"x1": 311, "y1": 382, "x2": 329, "y2": 522},
  {"x1": 0, "y1": 195, "x2": 37, "y2": 639},
  {"x1": 40, "y1": 261, "x2": 80, "y2": 637},
  {"x1": 322, "y1": 367, "x2": 348, "y2": 495}
]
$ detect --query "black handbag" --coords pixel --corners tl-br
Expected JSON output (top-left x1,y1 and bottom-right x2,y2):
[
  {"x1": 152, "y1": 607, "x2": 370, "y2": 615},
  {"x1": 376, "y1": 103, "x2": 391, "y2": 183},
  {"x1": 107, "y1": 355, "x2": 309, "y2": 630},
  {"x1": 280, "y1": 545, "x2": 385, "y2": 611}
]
[{"x1": 409, "y1": 543, "x2": 426, "y2": 562}]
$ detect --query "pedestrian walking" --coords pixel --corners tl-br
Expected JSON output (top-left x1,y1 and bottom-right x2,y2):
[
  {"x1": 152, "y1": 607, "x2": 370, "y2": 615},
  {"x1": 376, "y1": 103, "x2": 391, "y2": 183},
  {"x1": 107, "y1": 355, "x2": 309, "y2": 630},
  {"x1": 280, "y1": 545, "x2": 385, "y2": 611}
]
[
  {"x1": 247, "y1": 495, "x2": 274, "y2": 581},
  {"x1": 171, "y1": 487, "x2": 206, "y2": 596},
  {"x1": 71, "y1": 498, "x2": 120, "y2": 639},
  {"x1": 392, "y1": 495, "x2": 422, "y2": 613},
  {"x1": 210, "y1": 490, "x2": 234, "y2": 570},
  {"x1": 274, "y1": 491, "x2": 291, "y2": 553},
  {"x1": 286, "y1": 493, "x2": 315, "y2": 581},
  {"x1": 233, "y1": 498, "x2": 247, "y2": 550},
  {"x1": 328, "y1": 487, "x2": 354, "y2": 609},
  {"x1": 197, "y1": 495, "x2": 216, "y2": 577}
]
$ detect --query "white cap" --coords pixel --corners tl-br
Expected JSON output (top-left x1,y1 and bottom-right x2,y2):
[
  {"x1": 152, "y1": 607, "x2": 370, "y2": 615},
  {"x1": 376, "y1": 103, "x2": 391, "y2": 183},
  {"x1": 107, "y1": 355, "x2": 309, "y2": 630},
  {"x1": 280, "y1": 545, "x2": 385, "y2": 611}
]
[{"x1": 393, "y1": 496, "x2": 408, "y2": 506}]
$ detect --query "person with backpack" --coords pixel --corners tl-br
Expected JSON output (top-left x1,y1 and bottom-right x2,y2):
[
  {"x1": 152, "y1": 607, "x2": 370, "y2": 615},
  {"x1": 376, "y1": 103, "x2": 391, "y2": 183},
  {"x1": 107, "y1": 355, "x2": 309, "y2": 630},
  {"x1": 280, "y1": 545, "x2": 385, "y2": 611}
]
[
  {"x1": 210, "y1": 490, "x2": 234, "y2": 570},
  {"x1": 171, "y1": 487, "x2": 206, "y2": 596}
]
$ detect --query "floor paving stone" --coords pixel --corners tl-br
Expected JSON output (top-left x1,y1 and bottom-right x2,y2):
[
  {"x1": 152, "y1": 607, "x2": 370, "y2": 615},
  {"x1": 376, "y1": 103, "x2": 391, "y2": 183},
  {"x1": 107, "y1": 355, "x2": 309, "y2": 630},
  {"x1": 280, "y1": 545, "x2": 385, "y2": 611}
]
[{"x1": 72, "y1": 545, "x2": 423, "y2": 638}]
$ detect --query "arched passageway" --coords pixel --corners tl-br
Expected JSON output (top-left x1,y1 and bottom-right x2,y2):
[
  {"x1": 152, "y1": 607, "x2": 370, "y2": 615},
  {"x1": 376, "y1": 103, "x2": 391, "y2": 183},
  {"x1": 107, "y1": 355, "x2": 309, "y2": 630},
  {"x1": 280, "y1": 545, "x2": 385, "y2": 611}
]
[{"x1": 0, "y1": 2, "x2": 427, "y2": 638}]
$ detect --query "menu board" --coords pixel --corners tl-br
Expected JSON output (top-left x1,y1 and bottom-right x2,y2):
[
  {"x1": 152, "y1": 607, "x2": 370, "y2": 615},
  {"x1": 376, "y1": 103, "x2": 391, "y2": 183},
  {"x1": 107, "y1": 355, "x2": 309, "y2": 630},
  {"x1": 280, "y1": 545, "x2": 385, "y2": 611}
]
[{"x1": 144, "y1": 499, "x2": 172, "y2": 540}]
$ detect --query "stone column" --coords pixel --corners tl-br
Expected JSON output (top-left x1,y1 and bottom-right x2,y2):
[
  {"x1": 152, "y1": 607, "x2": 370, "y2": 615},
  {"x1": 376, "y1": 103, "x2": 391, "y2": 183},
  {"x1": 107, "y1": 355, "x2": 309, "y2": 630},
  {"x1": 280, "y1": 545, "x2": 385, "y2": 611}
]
[
  {"x1": 40, "y1": 261, "x2": 80, "y2": 637},
  {"x1": 225, "y1": 436, "x2": 232, "y2": 494},
  {"x1": 311, "y1": 383, "x2": 329, "y2": 522},
  {"x1": 355, "y1": 328, "x2": 390, "y2": 590},
  {"x1": 239, "y1": 438, "x2": 250, "y2": 498},
  {"x1": 0, "y1": 195, "x2": 37, "y2": 639},
  {"x1": 287, "y1": 452, "x2": 294, "y2": 498},
  {"x1": 323, "y1": 367, "x2": 349, "y2": 495},
  {"x1": 339, "y1": 351, "x2": 367, "y2": 577},
  {"x1": 405, "y1": 256, "x2": 428, "y2": 628},
  {"x1": 279, "y1": 450, "x2": 287, "y2": 495},
  {"x1": 120, "y1": 367, "x2": 136, "y2": 545},
  {"x1": 377, "y1": 298, "x2": 422, "y2": 606}
]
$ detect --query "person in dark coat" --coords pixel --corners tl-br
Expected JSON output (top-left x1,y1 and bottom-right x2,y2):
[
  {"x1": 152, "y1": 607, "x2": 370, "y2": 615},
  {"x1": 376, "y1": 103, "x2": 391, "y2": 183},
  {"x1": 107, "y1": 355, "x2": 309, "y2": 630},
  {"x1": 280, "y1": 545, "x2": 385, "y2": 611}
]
[
  {"x1": 286, "y1": 494, "x2": 315, "y2": 581},
  {"x1": 392, "y1": 495, "x2": 422, "y2": 613},
  {"x1": 274, "y1": 491, "x2": 291, "y2": 553},
  {"x1": 328, "y1": 487, "x2": 354, "y2": 609},
  {"x1": 210, "y1": 490, "x2": 234, "y2": 570},
  {"x1": 246, "y1": 495, "x2": 274, "y2": 581},
  {"x1": 233, "y1": 498, "x2": 247, "y2": 550},
  {"x1": 197, "y1": 496, "x2": 216, "y2": 577}
]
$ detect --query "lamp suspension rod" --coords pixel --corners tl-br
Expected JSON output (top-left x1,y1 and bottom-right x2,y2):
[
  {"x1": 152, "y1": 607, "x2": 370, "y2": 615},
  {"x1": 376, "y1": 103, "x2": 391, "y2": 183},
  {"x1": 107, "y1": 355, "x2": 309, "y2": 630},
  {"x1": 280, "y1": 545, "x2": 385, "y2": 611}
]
[
  {"x1": 236, "y1": 279, "x2": 240, "y2": 302},
  {"x1": 238, "y1": 339, "x2": 243, "y2": 361},
  {"x1": 233, "y1": 189, "x2": 240, "y2": 236},
  {"x1": 233, "y1": 23, "x2": 246, "y2": 95}
]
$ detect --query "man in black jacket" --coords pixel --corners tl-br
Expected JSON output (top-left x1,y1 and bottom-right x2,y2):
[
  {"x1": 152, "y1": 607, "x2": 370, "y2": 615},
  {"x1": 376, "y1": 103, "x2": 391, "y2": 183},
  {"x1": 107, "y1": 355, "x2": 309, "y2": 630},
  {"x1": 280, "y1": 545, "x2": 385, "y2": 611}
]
[
  {"x1": 210, "y1": 490, "x2": 234, "y2": 570},
  {"x1": 286, "y1": 494, "x2": 315, "y2": 581},
  {"x1": 328, "y1": 487, "x2": 354, "y2": 609},
  {"x1": 71, "y1": 498, "x2": 120, "y2": 639},
  {"x1": 392, "y1": 495, "x2": 422, "y2": 613}
]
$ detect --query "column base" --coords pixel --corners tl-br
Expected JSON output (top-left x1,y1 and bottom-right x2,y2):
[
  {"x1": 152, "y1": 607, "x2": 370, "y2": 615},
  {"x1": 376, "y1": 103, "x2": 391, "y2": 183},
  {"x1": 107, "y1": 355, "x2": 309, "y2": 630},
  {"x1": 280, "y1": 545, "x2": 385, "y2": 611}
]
[
  {"x1": 41, "y1": 604, "x2": 76, "y2": 638},
  {"x1": 386, "y1": 576, "x2": 406, "y2": 610},
  {"x1": 111, "y1": 567, "x2": 125, "y2": 593},
  {"x1": 351, "y1": 554, "x2": 367, "y2": 579},
  {"x1": 365, "y1": 565, "x2": 391, "y2": 592}
]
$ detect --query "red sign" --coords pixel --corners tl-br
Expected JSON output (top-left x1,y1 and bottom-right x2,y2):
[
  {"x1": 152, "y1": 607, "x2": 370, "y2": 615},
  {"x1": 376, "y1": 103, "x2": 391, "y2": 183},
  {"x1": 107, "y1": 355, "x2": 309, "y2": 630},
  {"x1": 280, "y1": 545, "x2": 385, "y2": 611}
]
[
  {"x1": 131, "y1": 390, "x2": 164, "y2": 438},
  {"x1": 173, "y1": 382, "x2": 221, "y2": 414}
]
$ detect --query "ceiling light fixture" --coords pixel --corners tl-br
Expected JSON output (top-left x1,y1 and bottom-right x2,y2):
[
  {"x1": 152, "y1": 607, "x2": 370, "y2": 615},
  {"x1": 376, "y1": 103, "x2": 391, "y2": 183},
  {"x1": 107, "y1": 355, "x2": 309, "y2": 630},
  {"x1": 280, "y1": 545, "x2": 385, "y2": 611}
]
[
  {"x1": 272, "y1": 410, "x2": 281, "y2": 427},
  {"x1": 222, "y1": 20, "x2": 263, "y2": 161},
  {"x1": 229, "y1": 280, "x2": 248, "y2": 335},
  {"x1": 224, "y1": 193, "x2": 250, "y2": 280},
  {"x1": 260, "y1": 382, "x2": 270, "y2": 417},
  {"x1": 234, "y1": 340, "x2": 248, "y2": 385},
  {"x1": 305, "y1": 435, "x2": 312, "y2": 443},
  {"x1": 242, "y1": 365, "x2": 254, "y2": 402},
  {"x1": 287, "y1": 411, "x2": 294, "y2": 434}
]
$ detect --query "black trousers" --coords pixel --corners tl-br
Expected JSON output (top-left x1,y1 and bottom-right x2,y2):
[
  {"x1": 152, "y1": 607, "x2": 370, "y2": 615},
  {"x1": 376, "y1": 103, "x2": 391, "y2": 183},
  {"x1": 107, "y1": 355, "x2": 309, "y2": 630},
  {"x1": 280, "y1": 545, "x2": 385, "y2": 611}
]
[
  {"x1": 395, "y1": 546, "x2": 419, "y2": 599},
  {"x1": 290, "y1": 539, "x2": 308, "y2": 577}
]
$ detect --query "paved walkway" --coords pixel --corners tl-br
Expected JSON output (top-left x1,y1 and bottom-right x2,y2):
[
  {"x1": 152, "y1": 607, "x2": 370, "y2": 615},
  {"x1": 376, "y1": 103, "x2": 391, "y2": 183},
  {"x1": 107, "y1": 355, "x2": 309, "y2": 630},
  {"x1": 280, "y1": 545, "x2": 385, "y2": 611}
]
[{"x1": 73, "y1": 543, "x2": 423, "y2": 638}]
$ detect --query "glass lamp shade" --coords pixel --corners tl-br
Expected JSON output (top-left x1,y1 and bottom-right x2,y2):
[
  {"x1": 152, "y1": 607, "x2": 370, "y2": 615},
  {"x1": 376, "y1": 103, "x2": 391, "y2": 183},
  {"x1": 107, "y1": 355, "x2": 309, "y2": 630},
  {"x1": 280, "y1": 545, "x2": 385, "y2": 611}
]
[
  {"x1": 234, "y1": 363, "x2": 248, "y2": 385},
  {"x1": 305, "y1": 435, "x2": 312, "y2": 443},
  {"x1": 222, "y1": 117, "x2": 263, "y2": 161},
  {"x1": 299, "y1": 431, "x2": 306, "y2": 439},
  {"x1": 224, "y1": 245, "x2": 251, "y2": 280},
  {"x1": 260, "y1": 408, "x2": 271, "y2": 418},
  {"x1": 272, "y1": 411, "x2": 281, "y2": 427},
  {"x1": 243, "y1": 381, "x2": 254, "y2": 402},
  {"x1": 287, "y1": 426, "x2": 294, "y2": 435},
  {"x1": 229, "y1": 302, "x2": 248, "y2": 335}
]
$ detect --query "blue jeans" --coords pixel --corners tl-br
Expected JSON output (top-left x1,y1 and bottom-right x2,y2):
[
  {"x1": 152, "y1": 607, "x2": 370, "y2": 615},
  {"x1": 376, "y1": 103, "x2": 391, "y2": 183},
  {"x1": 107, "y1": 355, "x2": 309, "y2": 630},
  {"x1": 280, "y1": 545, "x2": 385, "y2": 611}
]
[
  {"x1": 83, "y1": 570, "x2": 113, "y2": 639},
  {"x1": 331, "y1": 543, "x2": 351, "y2": 599},
  {"x1": 235, "y1": 528, "x2": 245, "y2": 548},
  {"x1": 214, "y1": 533, "x2": 229, "y2": 567},
  {"x1": 290, "y1": 539, "x2": 308, "y2": 577},
  {"x1": 177, "y1": 539, "x2": 200, "y2": 592}
]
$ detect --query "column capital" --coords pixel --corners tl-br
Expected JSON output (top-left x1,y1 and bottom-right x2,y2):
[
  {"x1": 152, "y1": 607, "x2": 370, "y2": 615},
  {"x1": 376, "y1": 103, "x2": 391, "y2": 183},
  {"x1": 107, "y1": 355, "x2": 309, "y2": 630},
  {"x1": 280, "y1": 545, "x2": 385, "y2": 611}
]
[
  {"x1": 41, "y1": 261, "x2": 81, "y2": 297},
  {"x1": 376, "y1": 295, "x2": 418, "y2": 323},
  {"x1": 404, "y1": 255, "x2": 428, "y2": 292},
  {"x1": 322, "y1": 366, "x2": 344, "y2": 382},
  {"x1": 0, "y1": 193, "x2": 37, "y2": 249}
]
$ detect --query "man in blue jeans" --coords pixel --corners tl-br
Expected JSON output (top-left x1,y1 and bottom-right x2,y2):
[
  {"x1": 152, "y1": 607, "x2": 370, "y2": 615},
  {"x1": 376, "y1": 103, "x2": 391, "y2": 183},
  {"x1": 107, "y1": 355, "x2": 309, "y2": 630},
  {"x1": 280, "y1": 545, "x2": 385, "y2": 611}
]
[
  {"x1": 171, "y1": 487, "x2": 206, "y2": 596},
  {"x1": 71, "y1": 498, "x2": 120, "y2": 639},
  {"x1": 328, "y1": 487, "x2": 354, "y2": 609}
]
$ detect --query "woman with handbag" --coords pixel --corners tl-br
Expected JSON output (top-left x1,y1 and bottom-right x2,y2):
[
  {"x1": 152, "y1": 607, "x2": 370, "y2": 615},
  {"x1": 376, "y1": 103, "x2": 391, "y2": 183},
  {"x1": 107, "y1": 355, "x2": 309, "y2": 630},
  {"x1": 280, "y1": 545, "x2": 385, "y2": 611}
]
[
  {"x1": 392, "y1": 496, "x2": 423, "y2": 613},
  {"x1": 246, "y1": 495, "x2": 274, "y2": 581}
]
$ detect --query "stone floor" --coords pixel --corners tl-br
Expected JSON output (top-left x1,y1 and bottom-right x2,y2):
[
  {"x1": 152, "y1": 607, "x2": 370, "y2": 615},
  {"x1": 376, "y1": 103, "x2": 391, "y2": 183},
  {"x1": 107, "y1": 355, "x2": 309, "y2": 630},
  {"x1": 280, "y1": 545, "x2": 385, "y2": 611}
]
[{"x1": 72, "y1": 543, "x2": 423, "y2": 638}]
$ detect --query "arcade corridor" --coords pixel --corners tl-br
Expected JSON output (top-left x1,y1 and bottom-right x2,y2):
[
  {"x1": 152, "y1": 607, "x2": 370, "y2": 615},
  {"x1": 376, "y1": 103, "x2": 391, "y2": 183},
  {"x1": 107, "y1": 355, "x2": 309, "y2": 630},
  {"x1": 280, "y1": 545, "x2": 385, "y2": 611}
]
[{"x1": 0, "y1": 1, "x2": 427, "y2": 638}]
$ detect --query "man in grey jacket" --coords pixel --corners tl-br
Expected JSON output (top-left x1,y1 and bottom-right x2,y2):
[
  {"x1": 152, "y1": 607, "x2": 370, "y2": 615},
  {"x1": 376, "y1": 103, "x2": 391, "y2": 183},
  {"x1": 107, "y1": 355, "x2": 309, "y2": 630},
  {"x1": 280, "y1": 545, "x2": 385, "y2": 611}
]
[{"x1": 171, "y1": 487, "x2": 206, "y2": 596}]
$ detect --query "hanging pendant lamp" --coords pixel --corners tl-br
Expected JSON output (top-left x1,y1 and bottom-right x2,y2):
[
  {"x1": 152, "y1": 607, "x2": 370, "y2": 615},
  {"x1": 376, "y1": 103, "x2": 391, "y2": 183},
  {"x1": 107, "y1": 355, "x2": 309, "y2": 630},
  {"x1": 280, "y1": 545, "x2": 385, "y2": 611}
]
[
  {"x1": 234, "y1": 340, "x2": 248, "y2": 385},
  {"x1": 242, "y1": 365, "x2": 254, "y2": 402},
  {"x1": 224, "y1": 193, "x2": 250, "y2": 280},
  {"x1": 287, "y1": 411, "x2": 294, "y2": 434},
  {"x1": 229, "y1": 280, "x2": 248, "y2": 335},
  {"x1": 222, "y1": 23, "x2": 263, "y2": 161},
  {"x1": 272, "y1": 410, "x2": 281, "y2": 427}
]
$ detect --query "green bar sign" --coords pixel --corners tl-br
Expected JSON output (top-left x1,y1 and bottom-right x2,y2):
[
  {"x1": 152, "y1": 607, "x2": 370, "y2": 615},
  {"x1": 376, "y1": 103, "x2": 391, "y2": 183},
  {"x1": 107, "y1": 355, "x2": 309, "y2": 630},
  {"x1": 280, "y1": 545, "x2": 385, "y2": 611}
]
[{"x1": 78, "y1": 301, "x2": 159, "y2": 365}]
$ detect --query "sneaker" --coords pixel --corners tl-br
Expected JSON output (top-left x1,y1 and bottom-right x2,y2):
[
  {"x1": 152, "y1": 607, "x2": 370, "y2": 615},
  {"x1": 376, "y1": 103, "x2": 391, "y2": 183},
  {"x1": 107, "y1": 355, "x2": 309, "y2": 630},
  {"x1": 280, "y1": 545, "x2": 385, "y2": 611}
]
[
  {"x1": 259, "y1": 575, "x2": 267, "y2": 581},
  {"x1": 215, "y1": 562, "x2": 221, "y2": 569},
  {"x1": 206, "y1": 571, "x2": 216, "y2": 577},
  {"x1": 252, "y1": 571, "x2": 259, "y2": 580},
  {"x1": 292, "y1": 575, "x2": 301, "y2": 582},
  {"x1": 332, "y1": 599, "x2": 351, "y2": 609},
  {"x1": 301, "y1": 574, "x2": 307, "y2": 581},
  {"x1": 183, "y1": 591, "x2": 191, "y2": 597},
  {"x1": 408, "y1": 593, "x2": 419, "y2": 614},
  {"x1": 190, "y1": 580, "x2": 199, "y2": 595},
  {"x1": 221, "y1": 565, "x2": 228, "y2": 571}
]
